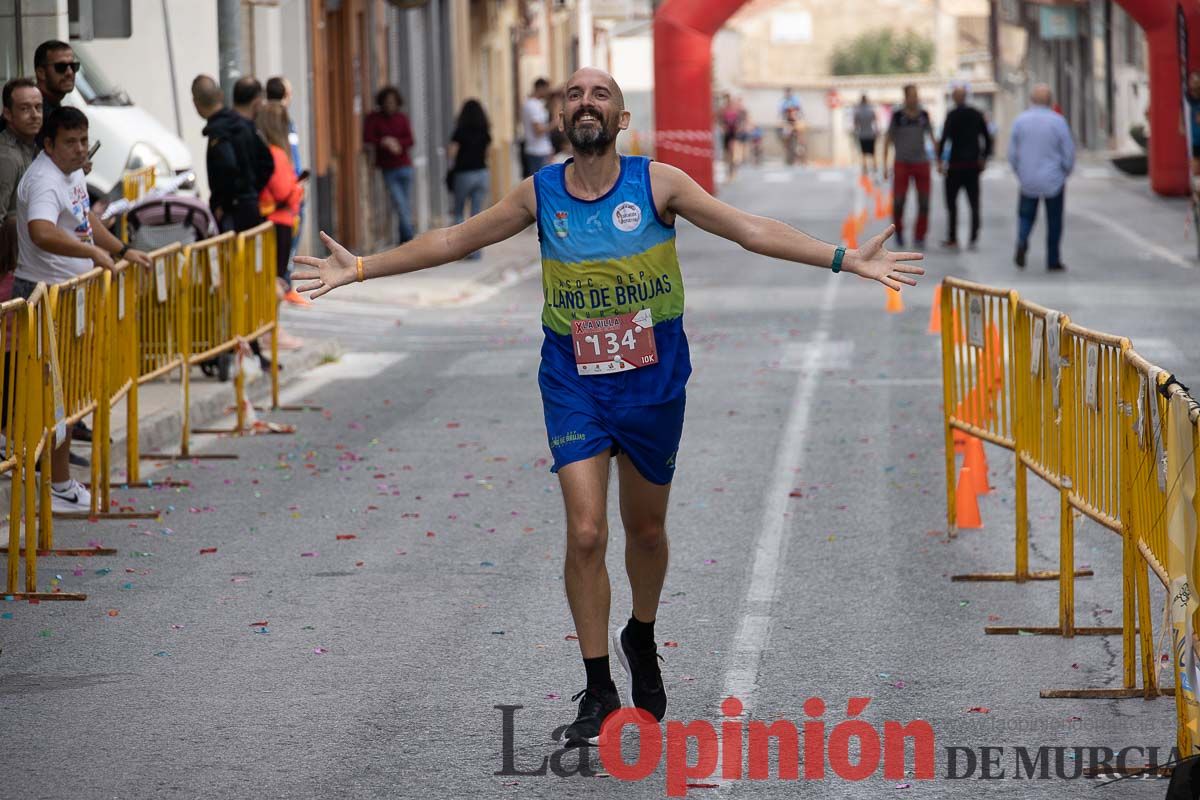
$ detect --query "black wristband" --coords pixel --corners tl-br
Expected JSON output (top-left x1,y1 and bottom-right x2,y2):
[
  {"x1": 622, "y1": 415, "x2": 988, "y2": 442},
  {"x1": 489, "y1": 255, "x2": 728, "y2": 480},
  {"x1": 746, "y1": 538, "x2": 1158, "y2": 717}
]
[{"x1": 117, "y1": 243, "x2": 130, "y2": 258}]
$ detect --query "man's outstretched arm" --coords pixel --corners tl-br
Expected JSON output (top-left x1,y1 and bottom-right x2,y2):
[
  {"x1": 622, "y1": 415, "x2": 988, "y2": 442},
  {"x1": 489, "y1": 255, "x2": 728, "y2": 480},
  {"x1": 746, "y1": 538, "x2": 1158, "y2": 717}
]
[
  {"x1": 652, "y1": 162, "x2": 925, "y2": 292},
  {"x1": 293, "y1": 178, "x2": 537, "y2": 299}
]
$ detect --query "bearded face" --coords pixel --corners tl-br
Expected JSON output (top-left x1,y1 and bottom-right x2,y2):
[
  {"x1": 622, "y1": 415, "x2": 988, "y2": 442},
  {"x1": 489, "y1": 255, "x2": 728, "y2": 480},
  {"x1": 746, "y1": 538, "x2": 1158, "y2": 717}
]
[{"x1": 565, "y1": 104, "x2": 619, "y2": 156}]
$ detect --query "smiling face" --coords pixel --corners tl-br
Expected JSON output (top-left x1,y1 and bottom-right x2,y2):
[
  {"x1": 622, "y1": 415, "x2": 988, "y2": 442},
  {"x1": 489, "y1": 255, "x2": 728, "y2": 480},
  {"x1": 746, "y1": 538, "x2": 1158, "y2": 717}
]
[
  {"x1": 560, "y1": 68, "x2": 629, "y2": 157},
  {"x1": 4, "y1": 86, "x2": 43, "y2": 140}
]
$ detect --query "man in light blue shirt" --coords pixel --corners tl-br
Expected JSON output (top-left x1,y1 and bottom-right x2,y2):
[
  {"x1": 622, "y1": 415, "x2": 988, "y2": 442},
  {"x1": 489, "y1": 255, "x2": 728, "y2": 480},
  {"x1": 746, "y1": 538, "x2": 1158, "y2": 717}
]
[{"x1": 1008, "y1": 84, "x2": 1074, "y2": 271}]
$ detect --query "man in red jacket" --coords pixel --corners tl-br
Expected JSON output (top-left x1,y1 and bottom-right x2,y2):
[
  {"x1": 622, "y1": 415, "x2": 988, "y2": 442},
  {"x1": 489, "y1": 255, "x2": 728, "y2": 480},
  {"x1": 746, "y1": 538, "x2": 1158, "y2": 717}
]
[{"x1": 363, "y1": 86, "x2": 416, "y2": 244}]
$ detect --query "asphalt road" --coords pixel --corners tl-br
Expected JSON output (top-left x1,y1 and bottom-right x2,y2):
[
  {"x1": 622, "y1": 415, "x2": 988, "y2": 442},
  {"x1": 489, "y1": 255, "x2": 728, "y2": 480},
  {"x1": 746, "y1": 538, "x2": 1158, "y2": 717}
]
[{"x1": 1, "y1": 162, "x2": 1193, "y2": 799}]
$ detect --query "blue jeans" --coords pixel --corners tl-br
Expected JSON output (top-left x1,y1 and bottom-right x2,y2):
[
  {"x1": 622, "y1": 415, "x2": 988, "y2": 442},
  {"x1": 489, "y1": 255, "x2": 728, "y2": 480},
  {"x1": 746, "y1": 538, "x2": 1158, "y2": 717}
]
[
  {"x1": 1017, "y1": 190, "x2": 1064, "y2": 268},
  {"x1": 453, "y1": 168, "x2": 490, "y2": 259},
  {"x1": 382, "y1": 166, "x2": 415, "y2": 243}
]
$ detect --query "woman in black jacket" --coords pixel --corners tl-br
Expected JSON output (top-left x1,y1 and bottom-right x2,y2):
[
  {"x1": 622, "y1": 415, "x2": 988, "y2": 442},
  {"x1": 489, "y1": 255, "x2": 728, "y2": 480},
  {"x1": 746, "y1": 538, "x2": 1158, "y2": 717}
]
[{"x1": 446, "y1": 99, "x2": 491, "y2": 260}]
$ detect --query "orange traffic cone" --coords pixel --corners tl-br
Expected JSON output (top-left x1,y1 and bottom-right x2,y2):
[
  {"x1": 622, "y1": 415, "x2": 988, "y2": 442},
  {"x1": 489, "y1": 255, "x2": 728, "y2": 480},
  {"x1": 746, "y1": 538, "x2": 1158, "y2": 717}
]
[
  {"x1": 886, "y1": 287, "x2": 904, "y2": 313},
  {"x1": 963, "y1": 436, "x2": 992, "y2": 494},
  {"x1": 955, "y1": 466, "x2": 983, "y2": 529},
  {"x1": 841, "y1": 215, "x2": 858, "y2": 248},
  {"x1": 953, "y1": 428, "x2": 967, "y2": 451},
  {"x1": 874, "y1": 192, "x2": 887, "y2": 220},
  {"x1": 927, "y1": 285, "x2": 942, "y2": 335},
  {"x1": 988, "y1": 324, "x2": 1004, "y2": 387}
]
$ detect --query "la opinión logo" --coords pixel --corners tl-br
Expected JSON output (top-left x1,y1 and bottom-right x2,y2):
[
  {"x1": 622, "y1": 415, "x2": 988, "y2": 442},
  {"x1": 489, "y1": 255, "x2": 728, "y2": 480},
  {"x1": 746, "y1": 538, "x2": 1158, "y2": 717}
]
[{"x1": 495, "y1": 696, "x2": 1174, "y2": 796}]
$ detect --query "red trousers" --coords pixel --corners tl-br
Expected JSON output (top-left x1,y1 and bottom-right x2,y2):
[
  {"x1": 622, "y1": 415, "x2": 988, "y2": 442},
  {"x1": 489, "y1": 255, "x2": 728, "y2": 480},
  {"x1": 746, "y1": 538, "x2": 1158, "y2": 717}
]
[{"x1": 893, "y1": 161, "x2": 931, "y2": 241}]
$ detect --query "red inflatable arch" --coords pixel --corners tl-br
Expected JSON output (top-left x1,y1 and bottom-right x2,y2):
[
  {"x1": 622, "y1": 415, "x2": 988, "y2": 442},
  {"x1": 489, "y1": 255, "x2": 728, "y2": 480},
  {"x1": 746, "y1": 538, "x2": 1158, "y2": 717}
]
[{"x1": 654, "y1": 0, "x2": 1200, "y2": 196}]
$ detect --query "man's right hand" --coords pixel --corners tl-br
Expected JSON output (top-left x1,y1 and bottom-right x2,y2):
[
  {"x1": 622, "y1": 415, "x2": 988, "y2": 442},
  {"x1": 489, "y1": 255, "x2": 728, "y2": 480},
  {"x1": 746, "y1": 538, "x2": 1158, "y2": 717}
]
[
  {"x1": 291, "y1": 231, "x2": 359, "y2": 300},
  {"x1": 91, "y1": 246, "x2": 115, "y2": 270}
]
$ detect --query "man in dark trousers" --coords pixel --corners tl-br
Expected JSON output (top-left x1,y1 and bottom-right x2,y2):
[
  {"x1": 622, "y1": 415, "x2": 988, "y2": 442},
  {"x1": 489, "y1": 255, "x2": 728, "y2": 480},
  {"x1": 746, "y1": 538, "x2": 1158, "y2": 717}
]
[{"x1": 937, "y1": 85, "x2": 992, "y2": 250}]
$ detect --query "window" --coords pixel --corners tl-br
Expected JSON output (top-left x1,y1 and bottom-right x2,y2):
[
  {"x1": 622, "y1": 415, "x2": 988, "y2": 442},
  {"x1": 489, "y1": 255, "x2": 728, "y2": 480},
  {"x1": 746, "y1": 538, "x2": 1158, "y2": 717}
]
[{"x1": 0, "y1": 0, "x2": 21, "y2": 82}]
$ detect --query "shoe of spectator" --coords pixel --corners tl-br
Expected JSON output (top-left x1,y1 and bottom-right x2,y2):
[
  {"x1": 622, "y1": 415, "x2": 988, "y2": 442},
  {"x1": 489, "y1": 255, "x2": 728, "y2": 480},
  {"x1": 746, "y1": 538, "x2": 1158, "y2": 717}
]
[
  {"x1": 283, "y1": 289, "x2": 312, "y2": 307},
  {"x1": 51, "y1": 479, "x2": 91, "y2": 514},
  {"x1": 276, "y1": 331, "x2": 305, "y2": 351},
  {"x1": 73, "y1": 420, "x2": 92, "y2": 442},
  {"x1": 69, "y1": 450, "x2": 90, "y2": 469}
]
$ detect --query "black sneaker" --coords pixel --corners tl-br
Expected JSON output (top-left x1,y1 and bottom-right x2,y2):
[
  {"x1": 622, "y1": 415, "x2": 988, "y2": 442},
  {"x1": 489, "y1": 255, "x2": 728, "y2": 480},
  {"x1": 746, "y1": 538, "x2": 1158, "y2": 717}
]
[
  {"x1": 1047, "y1": 263, "x2": 1067, "y2": 272},
  {"x1": 563, "y1": 685, "x2": 622, "y2": 748},
  {"x1": 1014, "y1": 245, "x2": 1026, "y2": 268},
  {"x1": 613, "y1": 625, "x2": 667, "y2": 722},
  {"x1": 69, "y1": 450, "x2": 90, "y2": 468},
  {"x1": 73, "y1": 420, "x2": 92, "y2": 442}
]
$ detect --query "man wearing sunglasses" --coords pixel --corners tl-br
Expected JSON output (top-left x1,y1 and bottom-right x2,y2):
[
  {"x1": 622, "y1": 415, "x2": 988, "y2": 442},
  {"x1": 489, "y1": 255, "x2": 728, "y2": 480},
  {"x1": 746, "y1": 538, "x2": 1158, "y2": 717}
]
[{"x1": 33, "y1": 40, "x2": 80, "y2": 149}]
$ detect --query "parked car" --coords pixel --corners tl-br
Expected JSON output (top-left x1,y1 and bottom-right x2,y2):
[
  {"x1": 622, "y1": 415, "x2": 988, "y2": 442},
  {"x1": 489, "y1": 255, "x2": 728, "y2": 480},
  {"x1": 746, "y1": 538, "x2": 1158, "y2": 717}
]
[{"x1": 62, "y1": 46, "x2": 195, "y2": 204}]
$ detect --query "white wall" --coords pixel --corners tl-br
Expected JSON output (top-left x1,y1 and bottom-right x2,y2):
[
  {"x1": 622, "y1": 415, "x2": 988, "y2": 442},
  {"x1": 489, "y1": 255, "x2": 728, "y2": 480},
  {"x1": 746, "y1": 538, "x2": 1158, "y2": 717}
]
[{"x1": 75, "y1": 0, "x2": 219, "y2": 196}]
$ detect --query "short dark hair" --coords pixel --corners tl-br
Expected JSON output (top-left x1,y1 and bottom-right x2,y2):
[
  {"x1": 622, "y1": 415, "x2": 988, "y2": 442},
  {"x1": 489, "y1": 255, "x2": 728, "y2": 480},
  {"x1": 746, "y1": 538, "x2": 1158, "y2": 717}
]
[
  {"x1": 266, "y1": 76, "x2": 287, "y2": 101},
  {"x1": 533, "y1": 78, "x2": 549, "y2": 91},
  {"x1": 3, "y1": 77, "x2": 38, "y2": 111},
  {"x1": 375, "y1": 86, "x2": 403, "y2": 110},
  {"x1": 34, "y1": 40, "x2": 72, "y2": 67},
  {"x1": 43, "y1": 106, "x2": 88, "y2": 142},
  {"x1": 903, "y1": 83, "x2": 917, "y2": 94},
  {"x1": 233, "y1": 76, "x2": 263, "y2": 107}
]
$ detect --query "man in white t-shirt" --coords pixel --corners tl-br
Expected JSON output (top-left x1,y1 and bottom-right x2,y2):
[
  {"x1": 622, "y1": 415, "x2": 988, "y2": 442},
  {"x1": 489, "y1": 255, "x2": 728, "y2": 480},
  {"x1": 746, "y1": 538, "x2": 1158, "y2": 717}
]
[
  {"x1": 521, "y1": 78, "x2": 553, "y2": 178},
  {"x1": 13, "y1": 106, "x2": 150, "y2": 512}
]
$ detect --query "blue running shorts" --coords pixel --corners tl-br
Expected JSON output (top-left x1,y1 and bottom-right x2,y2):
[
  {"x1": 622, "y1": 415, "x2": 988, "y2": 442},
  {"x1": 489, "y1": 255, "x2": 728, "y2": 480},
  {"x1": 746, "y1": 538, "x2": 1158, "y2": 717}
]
[{"x1": 540, "y1": 375, "x2": 686, "y2": 486}]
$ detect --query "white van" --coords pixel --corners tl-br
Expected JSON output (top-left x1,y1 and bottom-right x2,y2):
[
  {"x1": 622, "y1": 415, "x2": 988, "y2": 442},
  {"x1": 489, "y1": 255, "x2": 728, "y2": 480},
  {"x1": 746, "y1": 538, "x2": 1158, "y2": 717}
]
[{"x1": 61, "y1": 47, "x2": 195, "y2": 203}]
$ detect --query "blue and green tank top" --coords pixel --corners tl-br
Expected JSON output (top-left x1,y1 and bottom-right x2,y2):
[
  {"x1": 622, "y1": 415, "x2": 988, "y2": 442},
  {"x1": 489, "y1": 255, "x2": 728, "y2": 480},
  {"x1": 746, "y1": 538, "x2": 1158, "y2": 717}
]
[{"x1": 533, "y1": 155, "x2": 691, "y2": 407}]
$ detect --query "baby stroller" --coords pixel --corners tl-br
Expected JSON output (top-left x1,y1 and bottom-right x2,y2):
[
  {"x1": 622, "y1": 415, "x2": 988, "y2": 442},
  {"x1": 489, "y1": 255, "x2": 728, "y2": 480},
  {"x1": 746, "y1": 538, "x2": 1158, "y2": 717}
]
[
  {"x1": 123, "y1": 193, "x2": 218, "y2": 251},
  {"x1": 121, "y1": 195, "x2": 233, "y2": 381}
]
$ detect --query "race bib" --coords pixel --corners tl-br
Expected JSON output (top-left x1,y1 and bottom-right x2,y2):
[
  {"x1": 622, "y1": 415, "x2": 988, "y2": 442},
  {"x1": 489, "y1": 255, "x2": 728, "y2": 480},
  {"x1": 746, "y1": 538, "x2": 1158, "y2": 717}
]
[{"x1": 571, "y1": 309, "x2": 658, "y2": 376}]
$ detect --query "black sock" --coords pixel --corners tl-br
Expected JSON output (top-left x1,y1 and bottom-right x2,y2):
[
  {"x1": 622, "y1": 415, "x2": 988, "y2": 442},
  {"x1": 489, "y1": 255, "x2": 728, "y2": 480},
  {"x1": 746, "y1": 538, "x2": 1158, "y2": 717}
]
[
  {"x1": 583, "y1": 655, "x2": 614, "y2": 692},
  {"x1": 625, "y1": 615, "x2": 656, "y2": 649}
]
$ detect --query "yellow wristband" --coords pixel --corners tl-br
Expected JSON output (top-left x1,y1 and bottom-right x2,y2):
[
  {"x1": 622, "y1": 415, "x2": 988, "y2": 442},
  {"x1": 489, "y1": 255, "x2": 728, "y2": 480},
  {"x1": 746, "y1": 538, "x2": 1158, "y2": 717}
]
[{"x1": 356, "y1": 256, "x2": 365, "y2": 283}]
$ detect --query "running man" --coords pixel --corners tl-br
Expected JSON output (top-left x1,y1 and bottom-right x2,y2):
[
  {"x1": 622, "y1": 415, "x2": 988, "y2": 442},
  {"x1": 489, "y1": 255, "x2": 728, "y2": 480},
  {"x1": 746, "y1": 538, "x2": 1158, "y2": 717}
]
[{"x1": 292, "y1": 68, "x2": 924, "y2": 747}]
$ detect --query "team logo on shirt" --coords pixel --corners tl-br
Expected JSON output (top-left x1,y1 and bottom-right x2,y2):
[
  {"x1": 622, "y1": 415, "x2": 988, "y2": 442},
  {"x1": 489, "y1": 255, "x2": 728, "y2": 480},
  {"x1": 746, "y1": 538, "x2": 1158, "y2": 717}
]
[
  {"x1": 612, "y1": 202, "x2": 642, "y2": 232},
  {"x1": 553, "y1": 211, "x2": 569, "y2": 238}
]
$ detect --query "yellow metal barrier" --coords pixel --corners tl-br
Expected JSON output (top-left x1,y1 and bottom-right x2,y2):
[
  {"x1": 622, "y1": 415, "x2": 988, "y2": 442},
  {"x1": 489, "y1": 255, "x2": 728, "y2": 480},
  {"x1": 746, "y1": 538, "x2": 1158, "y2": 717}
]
[
  {"x1": 47, "y1": 270, "x2": 107, "y2": 524},
  {"x1": 240, "y1": 222, "x2": 280, "y2": 411},
  {"x1": 140, "y1": 233, "x2": 241, "y2": 461},
  {"x1": 119, "y1": 165, "x2": 157, "y2": 241},
  {"x1": 940, "y1": 278, "x2": 1016, "y2": 462},
  {"x1": 3, "y1": 286, "x2": 87, "y2": 599},
  {"x1": 192, "y1": 223, "x2": 294, "y2": 437},
  {"x1": 121, "y1": 165, "x2": 157, "y2": 202}
]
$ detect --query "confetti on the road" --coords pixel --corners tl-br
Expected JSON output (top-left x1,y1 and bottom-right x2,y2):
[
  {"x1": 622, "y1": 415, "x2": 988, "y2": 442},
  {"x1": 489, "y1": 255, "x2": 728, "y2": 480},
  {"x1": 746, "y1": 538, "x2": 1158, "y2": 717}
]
[
  {"x1": 967, "y1": 707, "x2": 990, "y2": 714},
  {"x1": 313, "y1": 647, "x2": 329, "y2": 654},
  {"x1": 199, "y1": 547, "x2": 217, "y2": 554},
  {"x1": 703, "y1": 559, "x2": 717, "y2": 565},
  {"x1": 336, "y1": 534, "x2": 357, "y2": 540},
  {"x1": 301, "y1": 551, "x2": 319, "y2": 557},
  {"x1": 107, "y1": 609, "x2": 119, "y2": 617}
]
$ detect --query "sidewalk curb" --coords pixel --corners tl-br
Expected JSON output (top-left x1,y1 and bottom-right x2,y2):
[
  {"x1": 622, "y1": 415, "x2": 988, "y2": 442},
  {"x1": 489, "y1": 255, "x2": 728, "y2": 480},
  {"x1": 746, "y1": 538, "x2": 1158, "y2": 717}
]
[{"x1": 0, "y1": 340, "x2": 343, "y2": 520}]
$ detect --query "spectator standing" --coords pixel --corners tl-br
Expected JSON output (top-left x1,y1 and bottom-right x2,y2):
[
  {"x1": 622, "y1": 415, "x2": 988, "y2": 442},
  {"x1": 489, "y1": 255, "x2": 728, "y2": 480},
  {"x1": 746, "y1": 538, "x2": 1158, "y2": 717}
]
[
  {"x1": 13, "y1": 107, "x2": 150, "y2": 511},
  {"x1": 266, "y1": 76, "x2": 309, "y2": 306},
  {"x1": 191, "y1": 74, "x2": 275, "y2": 372},
  {"x1": 717, "y1": 94, "x2": 745, "y2": 180},
  {"x1": 883, "y1": 84, "x2": 938, "y2": 248},
  {"x1": 852, "y1": 94, "x2": 878, "y2": 177},
  {"x1": 256, "y1": 103, "x2": 305, "y2": 350},
  {"x1": 363, "y1": 86, "x2": 416, "y2": 244},
  {"x1": 779, "y1": 87, "x2": 802, "y2": 122},
  {"x1": 32, "y1": 40, "x2": 78, "y2": 146},
  {"x1": 1008, "y1": 83, "x2": 1074, "y2": 271},
  {"x1": 521, "y1": 78, "x2": 553, "y2": 177},
  {"x1": 0, "y1": 78, "x2": 41, "y2": 295},
  {"x1": 447, "y1": 99, "x2": 492, "y2": 261},
  {"x1": 191, "y1": 75, "x2": 270, "y2": 234},
  {"x1": 937, "y1": 85, "x2": 993, "y2": 250}
]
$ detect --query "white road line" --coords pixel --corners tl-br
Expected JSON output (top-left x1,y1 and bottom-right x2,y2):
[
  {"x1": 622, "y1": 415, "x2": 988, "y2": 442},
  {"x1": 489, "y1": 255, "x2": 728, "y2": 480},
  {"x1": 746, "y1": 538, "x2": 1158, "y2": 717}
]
[
  {"x1": 721, "y1": 275, "x2": 840, "y2": 710},
  {"x1": 1071, "y1": 207, "x2": 1193, "y2": 269}
]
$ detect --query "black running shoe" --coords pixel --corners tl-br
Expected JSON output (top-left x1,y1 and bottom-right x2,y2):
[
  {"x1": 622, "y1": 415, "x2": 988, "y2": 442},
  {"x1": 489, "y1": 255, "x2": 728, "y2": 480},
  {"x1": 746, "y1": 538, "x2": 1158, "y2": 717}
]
[
  {"x1": 613, "y1": 625, "x2": 667, "y2": 721},
  {"x1": 563, "y1": 685, "x2": 622, "y2": 748}
]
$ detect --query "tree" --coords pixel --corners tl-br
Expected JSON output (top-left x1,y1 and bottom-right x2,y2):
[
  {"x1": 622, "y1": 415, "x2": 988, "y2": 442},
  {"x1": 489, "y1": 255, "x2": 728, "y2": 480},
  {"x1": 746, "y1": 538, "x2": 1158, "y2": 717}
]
[{"x1": 830, "y1": 29, "x2": 934, "y2": 76}]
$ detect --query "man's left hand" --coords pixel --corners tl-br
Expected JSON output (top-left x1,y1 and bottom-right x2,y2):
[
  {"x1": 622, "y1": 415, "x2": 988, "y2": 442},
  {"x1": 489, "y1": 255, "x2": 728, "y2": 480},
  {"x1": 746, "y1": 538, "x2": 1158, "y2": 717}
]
[
  {"x1": 844, "y1": 224, "x2": 926, "y2": 291},
  {"x1": 124, "y1": 248, "x2": 152, "y2": 268}
]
